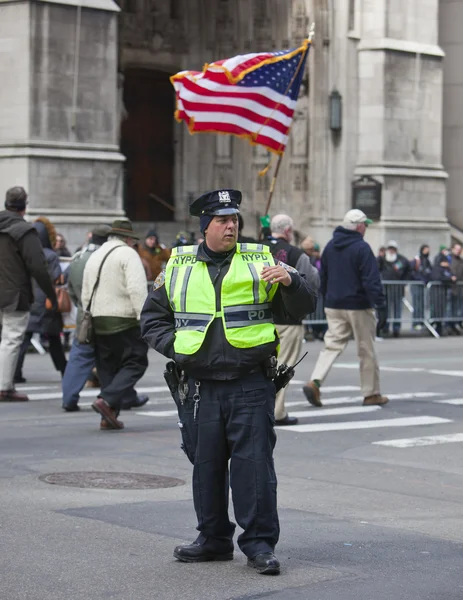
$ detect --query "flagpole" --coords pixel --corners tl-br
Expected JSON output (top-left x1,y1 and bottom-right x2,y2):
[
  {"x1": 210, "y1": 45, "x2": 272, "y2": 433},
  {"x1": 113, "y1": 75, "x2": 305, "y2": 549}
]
[
  {"x1": 261, "y1": 24, "x2": 315, "y2": 223},
  {"x1": 263, "y1": 154, "x2": 283, "y2": 217}
]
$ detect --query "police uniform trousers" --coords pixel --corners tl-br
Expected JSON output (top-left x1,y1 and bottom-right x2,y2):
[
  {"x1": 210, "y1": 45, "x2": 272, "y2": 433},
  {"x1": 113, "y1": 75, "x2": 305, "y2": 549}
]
[{"x1": 180, "y1": 371, "x2": 279, "y2": 559}]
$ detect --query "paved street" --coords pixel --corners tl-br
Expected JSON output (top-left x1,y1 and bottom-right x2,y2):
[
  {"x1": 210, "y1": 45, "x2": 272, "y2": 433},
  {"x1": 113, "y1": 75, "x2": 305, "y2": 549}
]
[{"x1": 2, "y1": 336, "x2": 463, "y2": 600}]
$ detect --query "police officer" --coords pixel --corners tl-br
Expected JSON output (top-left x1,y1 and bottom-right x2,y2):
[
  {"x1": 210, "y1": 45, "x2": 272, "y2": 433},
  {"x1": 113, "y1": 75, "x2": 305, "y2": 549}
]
[{"x1": 141, "y1": 189, "x2": 316, "y2": 575}]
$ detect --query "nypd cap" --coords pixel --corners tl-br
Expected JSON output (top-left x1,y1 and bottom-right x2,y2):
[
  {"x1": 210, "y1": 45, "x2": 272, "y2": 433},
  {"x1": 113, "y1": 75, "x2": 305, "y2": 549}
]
[{"x1": 189, "y1": 189, "x2": 242, "y2": 217}]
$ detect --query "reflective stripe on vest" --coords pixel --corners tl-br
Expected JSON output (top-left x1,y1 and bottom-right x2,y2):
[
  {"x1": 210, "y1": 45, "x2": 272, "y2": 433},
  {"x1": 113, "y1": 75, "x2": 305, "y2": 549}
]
[{"x1": 165, "y1": 243, "x2": 278, "y2": 355}]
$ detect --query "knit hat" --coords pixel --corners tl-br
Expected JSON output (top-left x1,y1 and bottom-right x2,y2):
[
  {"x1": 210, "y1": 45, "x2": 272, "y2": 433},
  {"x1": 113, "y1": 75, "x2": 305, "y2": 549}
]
[
  {"x1": 5, "y1": 186, "x2": 28, "y2": 212},
  {"x1": 145, "y1": 229, "x2": 158, "y2": 239},
  {"x1": 200, "y1": 214, "x2": 214, "y2": 234}
]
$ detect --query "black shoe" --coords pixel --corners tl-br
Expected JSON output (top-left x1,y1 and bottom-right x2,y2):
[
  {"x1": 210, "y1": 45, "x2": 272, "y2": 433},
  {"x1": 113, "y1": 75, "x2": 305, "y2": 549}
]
[
  {"x1": 173, "y1": 542, "x2": 234, "y2": 563},
  {"x1": 275, "y1": 415, "x2": 298, "y2": 426},
  {"x1": 14, "y1": 376, "x2": 27, "y2": 384},
  {"x1": 393, "y1": 330, "x2": 400, "y2": 338},
  {"x1": 247, "y1": 552, "x2": 280, "y2": 575},
  {"x1": 121, "y1": 395, "x2": 150, "y2": 410},
  {"x1": 63, "y1": 404, "x2": 80, "y2": 412}
]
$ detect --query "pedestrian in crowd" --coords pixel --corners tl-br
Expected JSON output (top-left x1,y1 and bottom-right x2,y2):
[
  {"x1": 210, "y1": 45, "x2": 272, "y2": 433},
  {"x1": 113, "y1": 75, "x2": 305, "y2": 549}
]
[
  {"x1": 82, "y1": 219, "x2": 149, "y2": 431},
  {"x1": 300, "y1": 236, "x2": 314, "y2": 258},
  {"x1": 450, "y1": 243, "x2": 463, "y2": 329},
  {"x1": 301, "y1": 237, "x2": 326, "y2": 341},
  {"x1": 410, "y1": 244, "x2": 433, "y2": 329},
  {"x1": 141, "y1": 189, "x2": 316, "y2": 575},
  {"x1": 138, "y1": 229, "x2": 171, "y2": 280},
  {"x1": 267, "y1": 214, "x2": 319, "y2": 425},
  {"x1": 433, "y1": 244, "x2": 451, "y2": 267},
  {"x1": 302, "y1": 209, "x2": 388, "y2": 408},
  {"x1": 0, "y1": 187, "x2": 57, "y2": 401},
  {"x1": 308, "y1": 242, "x2": 327, "y2": 341},
  {"x1": 430, "y1": 252, "x2": 457, "y2": 336},
  {"x1": 310, "y1": 243, "x2": 322, "y2": 270},
  {"x1": 15, "y1": 217, "x2": 67, "y2": 383},
  {"x1": 75, "y1": 230, "x2": 92, "y2": 253},
  {"x1": 172, "y1": 231, "x2": 189, "y2": 247},
  {"x1": 377, "y1": 246, "x2": 386, "y2": 259},
  {"x1": 377, "y1": 240, "x2": 411, "y2": 338},
  {"x1": 132, "y1": 241, "x2": 153, "y2": 281},
  {"x1": 54, "y1": 233, "x2": 72, "y2": 257},
  {"x1": 237, "y1": 214, "x2": 257, "y2": 243},
  {"x1": 62, "y1": 224, "x2": 149, "y2": 412}
]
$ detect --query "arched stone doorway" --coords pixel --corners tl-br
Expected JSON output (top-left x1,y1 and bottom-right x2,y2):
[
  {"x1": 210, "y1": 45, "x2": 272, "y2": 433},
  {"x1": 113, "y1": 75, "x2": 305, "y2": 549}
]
[{"x1": 120, "y1": 68, "x2": 175, "y2": 222}]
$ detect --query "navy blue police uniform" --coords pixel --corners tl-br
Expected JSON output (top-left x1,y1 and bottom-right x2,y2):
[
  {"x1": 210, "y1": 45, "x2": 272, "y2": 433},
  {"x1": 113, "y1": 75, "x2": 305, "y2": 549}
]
[{"x1": 141, "y1": 189, "x2": 316, "y2": 575}]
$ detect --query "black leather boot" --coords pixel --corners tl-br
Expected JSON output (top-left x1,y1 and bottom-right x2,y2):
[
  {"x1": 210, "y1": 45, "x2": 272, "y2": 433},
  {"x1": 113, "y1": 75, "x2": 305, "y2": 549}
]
[
  {"x1": 247, "y1": 552, "x2": 280, "y2": 574},
  {"x1": 173, "y1": 542, "x2": 233, "y2": 562}
]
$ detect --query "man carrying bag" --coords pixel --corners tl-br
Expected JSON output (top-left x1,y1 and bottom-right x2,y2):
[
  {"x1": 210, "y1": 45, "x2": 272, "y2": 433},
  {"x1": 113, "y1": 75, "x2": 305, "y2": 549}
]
[{"x1": 81, "y1": 219, "x2": 149, "y2": 431}]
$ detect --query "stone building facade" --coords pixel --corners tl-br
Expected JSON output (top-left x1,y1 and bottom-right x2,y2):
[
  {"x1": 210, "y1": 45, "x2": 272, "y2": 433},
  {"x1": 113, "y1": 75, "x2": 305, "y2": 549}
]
[
  {"x1": 439, "y1": 0, "x2": 463, "y2": 242},
  {"x1": 0, "y1": 0, "x2": 456, "y2": 256}
]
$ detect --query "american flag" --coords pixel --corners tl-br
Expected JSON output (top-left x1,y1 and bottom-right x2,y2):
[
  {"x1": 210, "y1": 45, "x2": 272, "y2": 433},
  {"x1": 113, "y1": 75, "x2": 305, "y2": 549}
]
[{"x1": 170, "y1": 41, "x2": 310, "y2": 155}]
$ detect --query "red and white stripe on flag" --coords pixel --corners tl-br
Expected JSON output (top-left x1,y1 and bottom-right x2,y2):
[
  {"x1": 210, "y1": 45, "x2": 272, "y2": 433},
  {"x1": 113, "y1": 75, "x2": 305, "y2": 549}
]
[{"x1": 170, "y1": 41, "x2": 310, "y2": 155}]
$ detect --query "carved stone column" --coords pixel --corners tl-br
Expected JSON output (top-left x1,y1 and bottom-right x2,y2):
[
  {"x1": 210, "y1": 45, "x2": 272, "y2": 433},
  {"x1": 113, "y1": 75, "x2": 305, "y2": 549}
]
[
  {"x1": 356, "y1": 0, "x2": 448, "y2": 255},
  {"x1": 0, "y1": 0, "x2": 124, "y2": 248}
]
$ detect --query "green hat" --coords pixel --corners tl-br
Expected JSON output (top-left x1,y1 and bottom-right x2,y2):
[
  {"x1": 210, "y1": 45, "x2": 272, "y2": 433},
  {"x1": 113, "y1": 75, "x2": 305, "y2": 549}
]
[{"x1": 109, "y1": 219, "x2": 139, "y2": 240}]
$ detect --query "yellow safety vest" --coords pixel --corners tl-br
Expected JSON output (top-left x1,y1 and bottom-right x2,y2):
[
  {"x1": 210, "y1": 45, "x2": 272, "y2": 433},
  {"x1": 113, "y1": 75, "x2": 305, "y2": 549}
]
[{"x1": 165, "y1": 243, "x2": 279, "y2": 355}]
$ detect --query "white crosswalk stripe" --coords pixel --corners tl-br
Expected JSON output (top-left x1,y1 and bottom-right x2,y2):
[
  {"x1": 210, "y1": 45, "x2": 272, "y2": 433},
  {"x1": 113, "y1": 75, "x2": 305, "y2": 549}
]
[
  {"x1": 140, "y1": 410, "x2": 178, "y2": 417},
  {"x1": 373, "y1": 433, "x2": 463, "y2": 448},
  {"x1": 437, "y1": 398, "x2": 463, "y2": 405},
  {"x1": 289, "y1": 383, "x2": 360, "y2": 392},
  {"x1": 24, "y1": 386, "x2": 170, "y2": 401},
  {"x1": 275, "y1": 416, "x2": 452, "y2": 433},
  {"x1": 287, "y1": 406, "x2": 381, "y2": 419},
  {"x1": 8, "y1": 384, "x2": 462, "y2": 448},
  {"x1": 286, "y1": 391, "x2": 444, "y2": 408}
]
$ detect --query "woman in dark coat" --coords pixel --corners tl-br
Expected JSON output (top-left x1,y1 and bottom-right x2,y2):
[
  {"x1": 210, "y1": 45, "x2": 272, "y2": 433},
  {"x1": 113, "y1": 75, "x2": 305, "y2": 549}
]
[{"x1": 15, "y1": 217, "x2": 67, "y2": 382}]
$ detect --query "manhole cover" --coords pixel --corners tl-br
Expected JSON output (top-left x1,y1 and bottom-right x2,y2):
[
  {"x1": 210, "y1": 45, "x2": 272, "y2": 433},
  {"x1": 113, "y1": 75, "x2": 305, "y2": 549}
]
[{"x1": 39, "y1": 472, "x2": 185, "y2": 490}]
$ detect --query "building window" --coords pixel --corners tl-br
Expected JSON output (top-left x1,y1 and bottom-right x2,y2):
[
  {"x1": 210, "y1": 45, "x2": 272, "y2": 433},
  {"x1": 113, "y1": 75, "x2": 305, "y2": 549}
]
[{"x1": 348, "y1": 0, "x2": 355, "y2": 31}]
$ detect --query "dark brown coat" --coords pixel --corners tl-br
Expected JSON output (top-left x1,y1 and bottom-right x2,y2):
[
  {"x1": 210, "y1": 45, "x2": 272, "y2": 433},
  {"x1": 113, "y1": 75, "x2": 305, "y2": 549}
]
[{"x1": 138, "y1": 244, "x2": 171, "y2": 280}]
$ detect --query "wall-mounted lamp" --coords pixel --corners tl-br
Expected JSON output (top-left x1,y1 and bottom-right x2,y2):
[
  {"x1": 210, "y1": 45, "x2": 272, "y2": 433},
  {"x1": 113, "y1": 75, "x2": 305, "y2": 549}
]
[{"x1": 329, "y1": 89, "x2": 342, "y2": 132}]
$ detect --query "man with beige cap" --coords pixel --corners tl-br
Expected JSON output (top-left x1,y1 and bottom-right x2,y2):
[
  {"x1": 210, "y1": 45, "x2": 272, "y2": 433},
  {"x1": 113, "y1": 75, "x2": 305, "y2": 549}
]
[{"x1": 302, "y1": 209, "x2": 388, "y2": 408}]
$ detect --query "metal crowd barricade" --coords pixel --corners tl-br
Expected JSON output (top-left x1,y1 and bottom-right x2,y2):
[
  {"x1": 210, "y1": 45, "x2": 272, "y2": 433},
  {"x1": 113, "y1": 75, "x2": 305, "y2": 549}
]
[
  {"x1": 427, "y1": 281, "x2": 463, "y2": 330},
  {"x1": 382, "y1": 280, "x2": 433, "y2": 333},
  {"x1": 146, "y1": 278, "x2": 463, "y2": 338},
  {"x1": 303, "y1": 293, "x2": 327, "y2": 325},
  {"x1": 302, "y1": 281, "x2": 462, "y2": 338}
]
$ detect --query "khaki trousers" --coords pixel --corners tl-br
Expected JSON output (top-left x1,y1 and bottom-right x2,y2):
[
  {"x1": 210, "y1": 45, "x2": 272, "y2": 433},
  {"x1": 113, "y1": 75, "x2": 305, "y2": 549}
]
[
  {"x1": 275, "y1": 324, "x2": 304, "y2": 420},
  {"x1": 310, "y1": 308, "x2": 380, "y2": 398},
  {"x1": 0, "y1": 309, "x2": 29, "y2": 391}
]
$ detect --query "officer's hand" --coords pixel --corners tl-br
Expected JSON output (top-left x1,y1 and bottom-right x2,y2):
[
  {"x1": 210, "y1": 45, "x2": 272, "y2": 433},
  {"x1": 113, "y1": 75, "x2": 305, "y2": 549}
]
[{"x1": 261, "y1": 265, "x2": 292, "y2": 287}]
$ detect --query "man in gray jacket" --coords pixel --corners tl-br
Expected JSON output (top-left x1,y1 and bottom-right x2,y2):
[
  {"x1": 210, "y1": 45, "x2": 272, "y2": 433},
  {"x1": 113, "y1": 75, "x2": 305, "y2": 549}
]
[{"x1": 0, "y1": 187, "x2": 56, "y2": 401}]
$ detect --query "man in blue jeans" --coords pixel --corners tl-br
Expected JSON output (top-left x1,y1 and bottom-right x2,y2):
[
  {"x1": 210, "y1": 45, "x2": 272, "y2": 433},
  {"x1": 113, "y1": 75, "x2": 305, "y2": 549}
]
[{"x1": 62, "y1": 225, "x2": 149, "y2": 412}]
